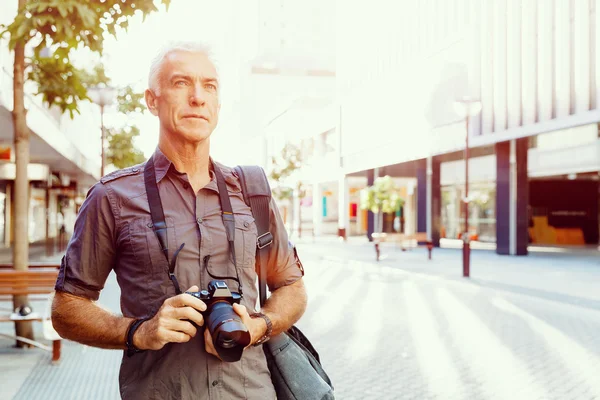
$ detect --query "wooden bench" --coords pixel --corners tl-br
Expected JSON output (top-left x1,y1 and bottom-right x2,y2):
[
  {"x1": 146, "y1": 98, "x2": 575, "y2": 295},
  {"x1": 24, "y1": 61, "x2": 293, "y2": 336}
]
[
  {"x1": 0, "y1": 267, "x2": 62, "y2": 363},
  {"x1": 0, "y1": 262, "x2": 61, "y2": 269},
  {"x1": 394, "y1": 232, "x2": 434, "y2": 260},
  {"x1": 373, "y1": 232, "x2": 434, "y2": 260},
  {"x1": 0, "y1": 263, "x2": 60, "y2": 302}
]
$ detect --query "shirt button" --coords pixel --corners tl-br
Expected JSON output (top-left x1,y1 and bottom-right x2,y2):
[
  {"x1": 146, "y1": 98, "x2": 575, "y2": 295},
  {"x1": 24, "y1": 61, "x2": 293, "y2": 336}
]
[
  {"x1": 212, "y1": 380, "x2": 219, "y2": 387},
  {"x1": 197, "y1": 218, "x2": 203, "y2": 224},
  {"x1": 244, "y1": 221, "x2": 250, "y2": 228},
  {"x1": 183, "y1": 183, "x2": 189, "y2": 190}
]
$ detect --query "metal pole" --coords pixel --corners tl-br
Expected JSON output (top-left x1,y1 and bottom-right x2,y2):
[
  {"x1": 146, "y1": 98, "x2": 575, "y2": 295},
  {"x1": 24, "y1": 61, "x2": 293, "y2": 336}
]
[
  {"x1": 100, "y1": 105, "x2": 105, "y2": 177},
  {"x1": 463, "y1": 116, "x2": 470, "y2": 277}
]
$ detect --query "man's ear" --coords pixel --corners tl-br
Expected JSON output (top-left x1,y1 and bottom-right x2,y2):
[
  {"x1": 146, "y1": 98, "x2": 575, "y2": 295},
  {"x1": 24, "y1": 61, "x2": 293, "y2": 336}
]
[{"x1": 145, "y1": 89, "x2": 159, "y2": 116}]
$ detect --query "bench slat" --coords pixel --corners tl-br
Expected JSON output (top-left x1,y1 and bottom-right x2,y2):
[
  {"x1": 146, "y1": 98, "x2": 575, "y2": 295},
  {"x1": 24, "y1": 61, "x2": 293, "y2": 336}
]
[
  {"x1": 0, "y1": 270, "x2": 58, "y2": 296},
  {"x1": 0, "y1": 263, "x2": 60, "y2": 269}
]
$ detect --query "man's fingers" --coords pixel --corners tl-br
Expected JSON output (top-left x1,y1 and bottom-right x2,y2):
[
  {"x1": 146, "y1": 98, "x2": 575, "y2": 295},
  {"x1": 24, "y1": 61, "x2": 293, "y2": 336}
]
[
  {"x1": 204, "y1": 327, "x2": 213, "y2": 348},
  {"x1": 164, "y1": 319, "x2": 198, "y2": 338},
  {"x1": 165, "y1": 330, "x2": 192, "y2": 344},
  {"x1": 204, "y1": 326, "x2": 222, "y2": 360},
  {"x1": 232, "y1": 303, "x2": 248, "y2": 316},
  {"x1": 166, "y1": 292, "x2": 207, "y2": 312},
  {"x1": 232, "y1": 303, "x2": 250, "y2": 323},
  {"x1": 204, "y1": 328, "x2": 214, "y2": 351},
  {"x1": 186, "y1": 285, "x2": 199, "y2": 292},
  {"x1": 174, "y1": 306, "x2": 205, "y2": 326}
]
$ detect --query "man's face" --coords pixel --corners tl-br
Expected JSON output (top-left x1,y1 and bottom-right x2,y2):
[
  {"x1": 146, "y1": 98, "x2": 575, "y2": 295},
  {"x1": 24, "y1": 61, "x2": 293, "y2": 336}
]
[{"x1": 146, "y1": 50, "x2": 220, "y2": 143}]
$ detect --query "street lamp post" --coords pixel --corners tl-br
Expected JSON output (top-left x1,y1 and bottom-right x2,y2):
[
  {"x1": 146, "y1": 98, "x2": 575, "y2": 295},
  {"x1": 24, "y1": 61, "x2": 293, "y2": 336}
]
[
  {"x1": 453, "y1": 96, "x2": 482, "y2": 278},
  {"x1": 88, "y1": 86, "x2": 117, "y2": 177}
]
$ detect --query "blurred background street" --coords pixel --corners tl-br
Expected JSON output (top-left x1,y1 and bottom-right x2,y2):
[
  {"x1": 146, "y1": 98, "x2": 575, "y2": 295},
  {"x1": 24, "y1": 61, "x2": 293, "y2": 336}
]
[
  {"x1": 1, "y1": 0, "x2": 600, "y2": 399},
  {"x1": 2, "y1": 241, "x2": 600, "y2": 399}
]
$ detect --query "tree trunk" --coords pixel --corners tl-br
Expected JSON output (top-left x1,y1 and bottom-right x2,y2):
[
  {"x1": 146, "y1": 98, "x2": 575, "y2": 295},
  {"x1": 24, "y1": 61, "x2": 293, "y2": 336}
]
[
  {"x1": 12, "y1": 0, "x2": 33, "y2": 346},
  {"x1": 298, "y1": 202, "x2": 302, "y2": 239}
]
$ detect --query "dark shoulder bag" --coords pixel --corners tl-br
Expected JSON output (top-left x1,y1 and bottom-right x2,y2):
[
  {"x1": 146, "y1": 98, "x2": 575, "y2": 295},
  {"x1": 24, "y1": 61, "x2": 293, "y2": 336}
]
[{"x1": 234, "y1": 165, "x2": 335, "y2": 400}]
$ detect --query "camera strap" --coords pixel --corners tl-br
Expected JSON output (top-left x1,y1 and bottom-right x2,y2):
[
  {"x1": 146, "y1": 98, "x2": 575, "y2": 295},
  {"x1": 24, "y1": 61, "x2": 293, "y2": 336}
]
[
  {"x1": 144, "y1": 154, "x2": 170, "y2": 264},
  {"x1": 143, "y1": 155, "x2": 241, "y2": 295},
  {"x1": 145, "y1": 154, "x2": 182, "y2": 293},
  {"x1": 213, "y1": 165, "x2": 243, "y2": 295}
]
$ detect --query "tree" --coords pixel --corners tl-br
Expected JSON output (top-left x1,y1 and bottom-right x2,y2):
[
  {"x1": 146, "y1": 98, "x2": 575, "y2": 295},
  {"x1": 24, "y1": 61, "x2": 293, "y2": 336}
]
[
  {"x1": 107, "y1": 84, "x2": 148, "y2": 169},
  {"x1": 269, "y1": 143, "x2": 303, "y2": 200},
  {"x1": 107, "y1": 125, "x2": 146, "y2": 169},
  {"x1": 360, "y1": 176, "x2": 404, "y2": 261},
  {"x1": 1, "y1": 0, "x2": 169, "y2": 346},
  {"x1": 268, "y1": 143, "x2": 306, "y2": 236}
]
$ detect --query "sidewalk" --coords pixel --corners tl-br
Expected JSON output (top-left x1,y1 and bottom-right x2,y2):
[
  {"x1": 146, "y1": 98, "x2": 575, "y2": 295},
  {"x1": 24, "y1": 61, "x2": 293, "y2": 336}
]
[
  {"x1": 294, "y1": 235, "x2": 600, "y2": 310},
  {"x1": 0, "y1": 242, "x2": 67, "y2": 400},
  {"x1": 1, "y1": 235, "x2": 598, "y2": 399},
  {"x1": 1, "y1": 270, "x2": 122, "y2": 400}
]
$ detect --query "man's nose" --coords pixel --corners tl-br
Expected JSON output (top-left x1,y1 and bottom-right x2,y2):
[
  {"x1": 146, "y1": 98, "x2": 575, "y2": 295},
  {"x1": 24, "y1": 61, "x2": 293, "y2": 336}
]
[{"x1": 189, "y1": 85, "x2": 206, "y2": 106}]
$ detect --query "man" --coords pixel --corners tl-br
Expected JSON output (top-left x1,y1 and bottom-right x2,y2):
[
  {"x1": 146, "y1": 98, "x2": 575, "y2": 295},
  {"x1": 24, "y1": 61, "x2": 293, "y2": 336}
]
[{"x1": 52, "y1": 41, "x2": 307, "y2": 400}]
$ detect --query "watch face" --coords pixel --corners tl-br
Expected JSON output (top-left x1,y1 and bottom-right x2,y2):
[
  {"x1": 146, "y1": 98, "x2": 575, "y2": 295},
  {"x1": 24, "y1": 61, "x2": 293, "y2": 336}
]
[{"x1": 253, "y1": 335, "x2": 270, "y2": 346}]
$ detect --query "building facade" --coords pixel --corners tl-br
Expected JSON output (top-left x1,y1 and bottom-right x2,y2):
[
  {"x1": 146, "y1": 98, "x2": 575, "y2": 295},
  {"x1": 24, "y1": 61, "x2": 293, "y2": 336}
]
[
  {"x1": 236, "y1": 0, "x2": 338, "y2": 236},
  {"x1": 335, "y1": 0, "x2": 600, "y2": 254}
]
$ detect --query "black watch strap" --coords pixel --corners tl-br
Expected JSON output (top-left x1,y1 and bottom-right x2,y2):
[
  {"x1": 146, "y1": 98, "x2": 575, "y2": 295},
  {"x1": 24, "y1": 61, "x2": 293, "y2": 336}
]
[
  {"x1": 126, "y1": 317, "x2": 150, "y2": 357},
  {"x1": 250, "y1": 312, "x2": 272, "y2": 346}
]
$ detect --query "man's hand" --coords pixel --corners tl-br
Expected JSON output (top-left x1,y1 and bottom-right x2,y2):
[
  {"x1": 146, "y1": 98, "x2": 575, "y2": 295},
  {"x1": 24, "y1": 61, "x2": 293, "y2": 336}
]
[
  {"x1": 133, "y1": 286, "x2": 206, "y2": 351},
  {"x1": 203, "y1": 303, "x2": 267, "y2": 360},
  {"x1": 232, "y1": 304, "x2": 267, "y2": 346}
]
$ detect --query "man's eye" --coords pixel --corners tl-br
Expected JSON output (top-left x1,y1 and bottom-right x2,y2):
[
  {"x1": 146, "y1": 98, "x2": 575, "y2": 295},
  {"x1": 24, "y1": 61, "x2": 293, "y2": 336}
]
[
  {"x1": 205, "y1": 83, "x2": 217, "y2": 91},
  {"x1": 175, "y1": 81, "x2": 187, "y2": 86}
]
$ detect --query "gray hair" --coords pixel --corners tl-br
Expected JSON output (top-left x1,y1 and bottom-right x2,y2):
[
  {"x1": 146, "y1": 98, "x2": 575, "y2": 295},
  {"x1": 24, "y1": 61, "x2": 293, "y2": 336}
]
[{"x1": 148, "y1": 41, "x2": 220, "y2": 95}]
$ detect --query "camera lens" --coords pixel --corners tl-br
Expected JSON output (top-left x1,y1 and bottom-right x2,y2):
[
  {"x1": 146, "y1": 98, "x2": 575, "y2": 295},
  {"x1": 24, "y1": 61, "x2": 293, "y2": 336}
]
[
  {"x1": 206, "y1": 301, "x2": 250, "y2": 362},
  {"x1": 216, "y1": 331, "x2": 243, "y2": 349}
]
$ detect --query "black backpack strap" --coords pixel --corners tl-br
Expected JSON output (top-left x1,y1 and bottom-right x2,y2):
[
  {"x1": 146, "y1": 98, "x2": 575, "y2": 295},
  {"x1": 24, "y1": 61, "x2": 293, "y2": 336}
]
[{"x1": 234, "y1": 165, "x2": 273, "y2": 307}]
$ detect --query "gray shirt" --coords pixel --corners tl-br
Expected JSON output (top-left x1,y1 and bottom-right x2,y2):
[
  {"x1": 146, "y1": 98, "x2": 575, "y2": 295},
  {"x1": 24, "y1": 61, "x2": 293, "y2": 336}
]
[{"x1": 55, "y1": 148, "x2": 304, "y2": 399}]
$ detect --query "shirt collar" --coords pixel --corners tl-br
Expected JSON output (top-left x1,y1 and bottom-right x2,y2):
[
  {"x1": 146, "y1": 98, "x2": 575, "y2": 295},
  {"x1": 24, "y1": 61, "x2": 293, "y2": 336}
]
[
  {"x1": 150, "y1": 147, "x2": 240, "y2": 193},
  {"x1": 152, "y1": 147, "x2": 172, "y2": 183}
]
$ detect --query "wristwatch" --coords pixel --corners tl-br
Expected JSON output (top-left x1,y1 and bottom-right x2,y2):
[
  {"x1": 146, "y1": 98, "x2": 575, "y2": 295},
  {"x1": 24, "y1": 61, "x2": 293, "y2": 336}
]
[{"x1": 250, "y1": 312, "x2": 272, "y2": 346}]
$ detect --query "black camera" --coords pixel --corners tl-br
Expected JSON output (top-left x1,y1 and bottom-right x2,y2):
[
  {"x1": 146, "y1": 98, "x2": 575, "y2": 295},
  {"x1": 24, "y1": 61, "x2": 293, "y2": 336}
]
[{"x1": 186, "y1": 280, "x2": 250, "y2": 362}]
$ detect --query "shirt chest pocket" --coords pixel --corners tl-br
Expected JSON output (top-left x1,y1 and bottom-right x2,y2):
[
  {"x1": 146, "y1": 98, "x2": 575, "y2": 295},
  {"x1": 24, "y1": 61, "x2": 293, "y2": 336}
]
[
  {"x1": 129, "y1": 216, "x2": 178, "y2": 279},
  {"x1": 233, "y1": 214, "x2": 257, "y2": 268}
]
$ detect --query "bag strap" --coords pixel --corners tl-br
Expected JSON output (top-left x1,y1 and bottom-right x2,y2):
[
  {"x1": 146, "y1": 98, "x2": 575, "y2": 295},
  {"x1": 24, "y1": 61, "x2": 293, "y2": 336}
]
[{"x1": 234, "y1": 165, "x2": 273, "y2": 307}]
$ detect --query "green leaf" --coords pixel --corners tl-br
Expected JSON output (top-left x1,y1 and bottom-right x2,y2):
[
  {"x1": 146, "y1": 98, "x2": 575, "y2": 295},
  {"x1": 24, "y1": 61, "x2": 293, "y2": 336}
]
[
  {"x1": 117, "y1": 85, "x2": 146, "y2": 114},
  {"x1": 107, "y1": 125, "x2": 146, "y2": 169},
  {"x1": 360, "y1": 175, "x2": 405, "y2": 215},
  {"x1": 56, "y1": 4, "x2": 68, "y2": 18},
  {"x1": 7, "y1": 0, "x2": 169, "y2": 122}
]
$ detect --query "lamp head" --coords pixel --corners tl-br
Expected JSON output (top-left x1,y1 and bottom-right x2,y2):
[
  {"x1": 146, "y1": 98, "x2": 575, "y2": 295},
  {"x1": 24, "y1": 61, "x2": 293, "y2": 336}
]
[{"x1": 453, "y1": 96, "x2": 482, "y2": 118}]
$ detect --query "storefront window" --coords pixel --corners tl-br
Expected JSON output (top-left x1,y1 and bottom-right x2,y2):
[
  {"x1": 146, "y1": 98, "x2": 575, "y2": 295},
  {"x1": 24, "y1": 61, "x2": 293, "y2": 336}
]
[
  {"x1": 469, "y1": 186, "x2": 496, "y2": 242},
  {"x1": 442, "y1": 183, "x2": 496, "y2": 242},
  {"x1": 29, "y1": 187, "x2": 47, "y2": 243}
]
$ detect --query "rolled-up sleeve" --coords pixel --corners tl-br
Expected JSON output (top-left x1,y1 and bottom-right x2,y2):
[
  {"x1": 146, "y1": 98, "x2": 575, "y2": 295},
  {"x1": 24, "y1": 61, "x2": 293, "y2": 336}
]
[
  {"x1": 55, "y1": 182, "x2": 117, "y2": 300},
  {"x1": 266, "y1": 198, "x2": 304, "y2": 291}
]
